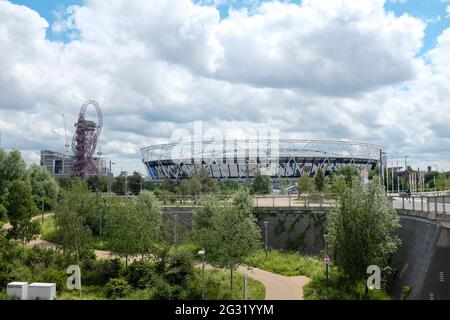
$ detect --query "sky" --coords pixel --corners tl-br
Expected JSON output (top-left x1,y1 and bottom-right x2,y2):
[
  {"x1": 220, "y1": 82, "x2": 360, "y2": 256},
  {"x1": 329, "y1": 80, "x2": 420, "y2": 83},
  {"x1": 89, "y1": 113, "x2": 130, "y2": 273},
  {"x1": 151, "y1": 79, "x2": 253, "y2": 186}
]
[{"x1": 1, "y1": 0, "x2": 450, "y2": 175}]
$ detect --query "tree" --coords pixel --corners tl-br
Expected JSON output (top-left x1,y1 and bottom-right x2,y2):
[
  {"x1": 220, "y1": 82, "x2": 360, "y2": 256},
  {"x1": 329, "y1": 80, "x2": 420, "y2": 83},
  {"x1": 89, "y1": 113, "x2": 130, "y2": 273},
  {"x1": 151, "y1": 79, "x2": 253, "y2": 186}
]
[
  {"x1": 327, "y1": 179, "x2": 400, "y2": 286},
  {"x1": 28, "y1": 164, "x2": 60, "y2": 211},
  {"x1": 0, "y1": 149, "x2": 27, "y2": 196},
  {"x1": 105, "y1": 193, "x2": 163, "y2": 266},
  {"x1": 128, "y1": 172, "x2": 144, "y2": 195},
  {"x1": 252, "y1": 171, "x2": 271, "y2": 195},
  {"x1": 87, "y1": 175, "x2": 108, "y2": 193},
  {"x1": 5, "y1": 180, "x2": 40, "y2": 244},
  {"x1": 53, "y1": 179, "x2": 93, "y2": 259},
  {"x1": 192, "y1": 169, "x2": 217, "y2": 194},
  {"x1": 314, "y1": 168, "x2": 325, "y2": 192},
  {"x1": 298, "y1": 176, "x2": 315, "y2": 196},
  {"x1": 135, "y1": 191, "x2": 163, "y2": 254},
  {"x1": 330, "y1": 175, "x2": 347, "y2": 195},
  {"x1": 113, "y1": 176, "x2": 127, "y2": 195},
  {"x1": 436, "y1": 174, "x2": 449, "y2": 193},
  {"x1": 0, "y1": 149, "x2": 28, "y2": 219},
  {"x1": 193, "y1": 194, "x2": 261, "y2": 296},
  {"x1": 337, "y1": 165, "x2": 360, "y2": 187}
]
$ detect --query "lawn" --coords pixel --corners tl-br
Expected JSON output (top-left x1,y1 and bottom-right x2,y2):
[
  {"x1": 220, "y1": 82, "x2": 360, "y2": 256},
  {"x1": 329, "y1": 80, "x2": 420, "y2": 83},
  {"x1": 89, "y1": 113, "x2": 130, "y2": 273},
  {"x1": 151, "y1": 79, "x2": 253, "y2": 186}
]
[
  {"x1": 245, "y1": 249, "x2": 323, "y2": 278},
  {"x1": 57, "y1": 269, "x2": 265, "y2": 300},
  {"x1": 245, "y1": 249, "x2": 391, "y2": 300},
  {"x1": 40, "y1": 215, "x2": 57, "y2": 242}
]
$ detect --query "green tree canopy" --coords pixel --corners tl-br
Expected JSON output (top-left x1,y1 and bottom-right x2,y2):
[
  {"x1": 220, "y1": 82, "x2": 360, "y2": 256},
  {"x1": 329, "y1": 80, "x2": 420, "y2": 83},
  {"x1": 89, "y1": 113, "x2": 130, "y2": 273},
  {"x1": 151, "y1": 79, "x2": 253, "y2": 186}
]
[
  {"x1": 5, "y1": 179, "x2": 39, "y2": 244},
  {"x1": 53, "y1": 179, "x2": 94, "y2": 259},
  {"x1": 252, "y1": 171, "x2": 272, "y2": 195},
  {"x1": 336, "y1": 165, "x2": 361, "y2": 187},
  {"x1": 327, "y1": 179, "x2": 401, "y2": 285},
  {"x1": 314, "y1": 168, "x2": 325, "y2": 192},
  {"x1": 0, "y1": 149, "x2": 27, "y2": 196},
  {"x1": 113, "y1": 176, "x2": 127, "y2": 195},
  {"x1": 128, "y1": 172, "x2": 144, "y2": 195},
  {"x1": 298, "y1": 176, "x2": 315, "y2": 195},
  {"x1": 105, "y1": 193, "x2": 163, "y2": 265},
  {"x1": 28, "y1": 164, "x2": 60, "y2": 211},
  {"x1": 193, "y1": 192, "x2": 261, "y2": 294}
]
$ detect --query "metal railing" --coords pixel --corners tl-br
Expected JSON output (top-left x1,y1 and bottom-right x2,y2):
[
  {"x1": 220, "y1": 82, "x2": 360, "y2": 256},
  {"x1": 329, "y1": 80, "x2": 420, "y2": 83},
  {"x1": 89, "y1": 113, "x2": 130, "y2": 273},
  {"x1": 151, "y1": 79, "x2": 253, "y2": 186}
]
[
  {"x1": 156, "y1": 193, "x2": 450, "y2": 214},
  {"x1": 253, "y1": 194, "x2": 337, "y2": 208},
  {"x1": 156, "y1": 193, "x2": 338, "y2": 208},
  {"x1": 391, "y1": 195, "x2": 450, "y2": 214}
]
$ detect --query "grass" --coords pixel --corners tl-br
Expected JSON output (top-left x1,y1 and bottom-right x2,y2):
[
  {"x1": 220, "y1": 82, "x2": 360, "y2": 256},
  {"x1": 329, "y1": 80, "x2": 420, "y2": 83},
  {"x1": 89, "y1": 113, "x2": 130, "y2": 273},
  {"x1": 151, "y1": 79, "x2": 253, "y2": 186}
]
[
  {"x1": 245, "y1": 249, "x2": 391, "y2": 300},
  {"x1": 56, "y1": 269, "x2": 265, "y2": 300},
  {"x1": 58, "y1": 286, "x2": 107, "y2": 300},
  {"x1": 245, "y1": 249, "x2": 323, "y2": 278},
  {"x1": 187, "y1": 269, "x2": 265, "y2": 300},
  {"x1": 40, "y1": 215, "x2": 57, "y2": 241}
]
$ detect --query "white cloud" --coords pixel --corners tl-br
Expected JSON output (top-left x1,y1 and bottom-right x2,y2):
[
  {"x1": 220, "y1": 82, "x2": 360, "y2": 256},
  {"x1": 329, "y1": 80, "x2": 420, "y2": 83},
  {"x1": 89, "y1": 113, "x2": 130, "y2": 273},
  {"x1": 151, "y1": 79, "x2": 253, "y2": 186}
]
[{"x1": 0, "y1": 0, "x2": 449, "y2": 173}]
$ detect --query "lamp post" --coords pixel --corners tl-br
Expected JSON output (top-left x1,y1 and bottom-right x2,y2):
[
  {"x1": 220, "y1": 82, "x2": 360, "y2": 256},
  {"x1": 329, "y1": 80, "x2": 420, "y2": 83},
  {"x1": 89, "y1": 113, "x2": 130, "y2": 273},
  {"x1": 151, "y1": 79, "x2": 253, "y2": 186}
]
[
  {"x1": 198, "y1": 249, "x2": 206, "y2": 300},
  {"x1": 174, "y1": 214, "x2": 178, "y2": 248},
  {"x1": 323, "y1": 234, "x2": 330, "y2": 287},
  {"x1": 41, "y1": 199, "x2": 45, "y2": 224},
  {"x1": 108, "y1": 160, "x2": 115, "y2": 194},
  {"x1": 263, "y1": 221, "x2": 269, "y2": 258}
]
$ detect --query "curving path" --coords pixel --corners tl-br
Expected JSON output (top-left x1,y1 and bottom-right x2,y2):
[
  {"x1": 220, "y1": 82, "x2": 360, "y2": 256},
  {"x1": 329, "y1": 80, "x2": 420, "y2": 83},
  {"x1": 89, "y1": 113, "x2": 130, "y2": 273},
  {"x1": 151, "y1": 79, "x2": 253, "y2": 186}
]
[{"x1": 3, "y1": 215, "x2": 310, "y2": 300}]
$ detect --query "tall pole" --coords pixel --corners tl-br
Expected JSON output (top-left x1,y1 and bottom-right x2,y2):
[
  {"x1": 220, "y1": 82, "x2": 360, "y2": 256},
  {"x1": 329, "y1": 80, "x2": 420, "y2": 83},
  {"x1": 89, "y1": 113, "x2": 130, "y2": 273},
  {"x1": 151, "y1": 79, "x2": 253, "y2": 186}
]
[
  {"x1": 198, "y1": 249, "x2": 206, "y2": 300},
  {"x1": 174, "y1": 214, "x2": 178, "y2": 248},
  {"x1": 396, "y1": 153, "x2": 400, "y2": 194},
  {"x1": 391, "y1": 167, "x2": 394, "y2": 195},
  {"x1": 202, "y1": 253, "x2": 205, "y2": 300},
  {"x1": 41, "y1": 199, "x2": 45, "y2": 223},
  {"x1": 324, "y1": 234, "x2": 329, "y2": 287},
  {"x1": 264, "y1": 221, "x2": 269, "y2": 258},
  {"x1": 109, "y1": 160, "x2": 112, "y2": 194}
]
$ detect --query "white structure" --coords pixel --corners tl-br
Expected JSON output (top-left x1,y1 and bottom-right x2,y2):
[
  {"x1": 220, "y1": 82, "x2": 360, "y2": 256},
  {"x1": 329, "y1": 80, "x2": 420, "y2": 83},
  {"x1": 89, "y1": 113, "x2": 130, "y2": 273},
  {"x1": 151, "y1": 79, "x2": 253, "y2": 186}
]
[
  {"x1": 28, "y1": 283, "x2": 56, "y2": 300},
  {"x1": 7, "y1": 282, "x2": 28, "y2": 300},
  {"x1": 142, "y1": 139, "x2": 382, "y2": 180}
]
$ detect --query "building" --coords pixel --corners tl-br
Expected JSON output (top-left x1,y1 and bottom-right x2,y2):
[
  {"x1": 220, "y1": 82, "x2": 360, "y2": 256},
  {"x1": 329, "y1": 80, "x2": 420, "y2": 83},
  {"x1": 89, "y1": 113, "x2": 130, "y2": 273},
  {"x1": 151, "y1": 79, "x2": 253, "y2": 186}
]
[
  {"x1": 141, "y1": 139, "x2": 382, "y2": 180},
  {"x1": 40, "y1": 150, "x2": 108, "y2": 177}
]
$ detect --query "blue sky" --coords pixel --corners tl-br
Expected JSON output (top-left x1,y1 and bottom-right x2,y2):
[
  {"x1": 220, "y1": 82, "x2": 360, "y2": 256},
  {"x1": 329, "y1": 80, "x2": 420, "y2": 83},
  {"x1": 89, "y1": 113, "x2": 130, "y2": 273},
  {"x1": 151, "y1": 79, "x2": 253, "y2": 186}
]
[
  {"x1": 2, "y1": 0, "x2": 450, "y2": 172},
  {"x1": 10, "y1": 0, "x2": 450, "y2": 54}
]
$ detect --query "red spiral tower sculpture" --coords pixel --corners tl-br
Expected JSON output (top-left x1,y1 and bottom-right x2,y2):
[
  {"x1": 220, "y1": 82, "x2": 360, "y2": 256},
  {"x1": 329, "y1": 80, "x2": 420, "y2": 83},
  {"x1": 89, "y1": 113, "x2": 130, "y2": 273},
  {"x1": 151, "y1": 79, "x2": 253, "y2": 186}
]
[{"x1": 71, "y1": 100, "x2": 103, "y2": 179}]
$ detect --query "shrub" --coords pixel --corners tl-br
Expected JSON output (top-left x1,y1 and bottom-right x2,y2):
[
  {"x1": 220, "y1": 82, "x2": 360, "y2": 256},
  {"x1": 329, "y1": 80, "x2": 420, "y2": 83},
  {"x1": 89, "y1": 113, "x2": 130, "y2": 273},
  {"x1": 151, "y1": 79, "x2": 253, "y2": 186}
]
[
  {"x1": 36, "y1": 267, "x2": 67, "y2": 294},
  {"x1": 105, "y1": 278, "x2": 131, "y2": 299},
  {"x1": 84, "y1": 259, "x2": 123, "y2": 286},
  {"x1": 125, "y1": 261, "x2": 155, "y2": 289}
]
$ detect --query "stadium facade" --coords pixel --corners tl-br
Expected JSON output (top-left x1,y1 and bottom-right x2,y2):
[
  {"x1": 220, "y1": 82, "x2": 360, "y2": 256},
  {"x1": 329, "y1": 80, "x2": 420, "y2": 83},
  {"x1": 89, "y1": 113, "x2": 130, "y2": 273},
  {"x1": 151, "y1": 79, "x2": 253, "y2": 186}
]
[{"x1": 141, "y1": 139, "x2": 383, "y2": 181}]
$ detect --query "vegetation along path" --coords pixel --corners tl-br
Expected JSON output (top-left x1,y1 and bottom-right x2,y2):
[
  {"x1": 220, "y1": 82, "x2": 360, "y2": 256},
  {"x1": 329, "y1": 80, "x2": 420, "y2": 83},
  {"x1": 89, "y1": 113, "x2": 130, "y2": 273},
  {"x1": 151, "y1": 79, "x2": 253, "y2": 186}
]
[{"x1": 3, "y1": 214, "x2": 310, "y2": 300}]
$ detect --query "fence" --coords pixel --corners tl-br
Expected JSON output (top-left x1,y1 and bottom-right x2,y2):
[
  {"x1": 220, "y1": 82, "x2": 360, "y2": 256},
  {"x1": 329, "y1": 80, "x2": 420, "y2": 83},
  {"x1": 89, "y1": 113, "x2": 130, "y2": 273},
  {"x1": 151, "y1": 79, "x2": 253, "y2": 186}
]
[
  {"x1": 391, "y1": 196, "x2": 450, "y2": 214},
  {"x1": 157, "y1": 193, "x2": 450, "y2": 214}
]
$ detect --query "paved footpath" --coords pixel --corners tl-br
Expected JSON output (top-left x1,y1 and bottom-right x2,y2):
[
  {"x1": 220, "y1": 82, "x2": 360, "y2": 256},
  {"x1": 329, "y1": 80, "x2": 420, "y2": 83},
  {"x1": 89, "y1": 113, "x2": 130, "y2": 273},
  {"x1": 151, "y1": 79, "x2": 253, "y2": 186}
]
[{"x1": 3, "y1": 215, "x2": 310, "y2": 300}]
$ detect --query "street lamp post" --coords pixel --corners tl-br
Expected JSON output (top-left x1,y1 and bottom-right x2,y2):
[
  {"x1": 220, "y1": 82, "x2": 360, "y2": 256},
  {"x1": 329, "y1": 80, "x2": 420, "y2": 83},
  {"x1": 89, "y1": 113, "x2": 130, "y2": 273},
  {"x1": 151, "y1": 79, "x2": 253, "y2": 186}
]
[
  {"x1": 263, "y1": 221, "x2": 269, "y2": 258},
  {"x1": 41, "y1": 199, "x2": 45, "y2": 223},
  {"x1": 198, "y1": 249, "x2": 206, "y2": 300},
  {"x1": 174, "y1": 214, "x2": 178, "y2": 248},
  {"x1": 108, "y1": 160, "x2": 115, "y2": 194},
  {"x1": 324, "y1": 234, "x2": 330, "y2": 287}
]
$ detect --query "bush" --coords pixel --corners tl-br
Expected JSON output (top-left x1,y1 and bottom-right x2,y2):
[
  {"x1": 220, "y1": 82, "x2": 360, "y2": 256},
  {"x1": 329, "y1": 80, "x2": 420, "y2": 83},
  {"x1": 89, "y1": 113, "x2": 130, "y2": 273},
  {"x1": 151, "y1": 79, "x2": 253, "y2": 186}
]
[
  {"x1": 105, "y1": 278, "x2": 131, "y2": 299},
  {"x1": 84, "y1": 259, "x2": 123, "y2": 286},
  {"x1": 36, "y1": 267, "x2": 67, "y2": 294},
  {"x1": 125, "y1": 261, "x2": 155, "y2": 289}
]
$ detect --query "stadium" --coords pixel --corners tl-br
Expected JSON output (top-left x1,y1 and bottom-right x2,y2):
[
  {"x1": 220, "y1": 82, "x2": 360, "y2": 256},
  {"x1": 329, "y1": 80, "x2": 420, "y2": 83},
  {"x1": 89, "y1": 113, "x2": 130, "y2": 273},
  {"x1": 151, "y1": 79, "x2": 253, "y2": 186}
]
[{"x1": 141, "y1": 139, "x2": 383, "y2": 180}]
